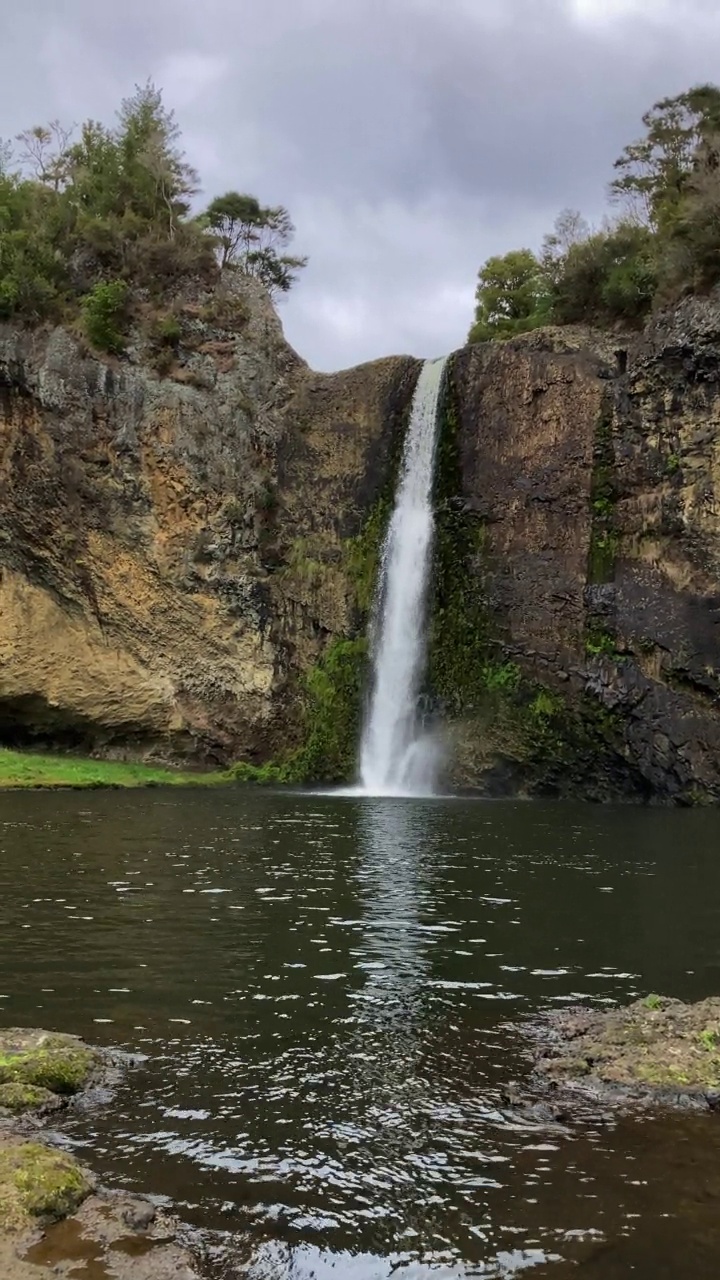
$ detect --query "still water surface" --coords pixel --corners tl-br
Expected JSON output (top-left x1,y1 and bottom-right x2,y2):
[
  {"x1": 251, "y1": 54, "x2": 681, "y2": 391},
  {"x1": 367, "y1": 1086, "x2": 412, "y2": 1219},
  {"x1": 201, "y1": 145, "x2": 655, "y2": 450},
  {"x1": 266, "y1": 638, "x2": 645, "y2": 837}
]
[{"x1": 1, "y1": 789, "x2": 720, "y2": 1278}]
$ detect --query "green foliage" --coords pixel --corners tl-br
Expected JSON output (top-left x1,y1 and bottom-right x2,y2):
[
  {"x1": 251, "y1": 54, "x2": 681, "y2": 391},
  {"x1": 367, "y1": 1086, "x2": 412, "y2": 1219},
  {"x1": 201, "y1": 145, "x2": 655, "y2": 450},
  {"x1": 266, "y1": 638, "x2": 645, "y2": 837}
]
[
  {"x1": 281, "y1": 538, "x2": 324, "y2": 590},
  {"x1": 80, "y1": 279, "x2": 129, "y2": 352},
  {"x1": 657, "y1": 155, "x2": 720, "y2": 295},
  {"x1": 0, "y1": 174, "x2": 67, "y2": 320},
  {"x1": 0, "y1": 84, "x2": 306, "y2": 331},
  {"x1": 644, "y1": 994, "x2": 663, "y2": 1010},
  {"x1": 298, "y1": 638, "x2": 367, "y2": 782},
  {"x1": 229, "y1": 637, "x2": 368, "y2": 786},
  {"x1": 610, "y1": 84, "x2": 720, "y2": 231},
  {"x1": 155, "y1": 312, "x2": 182, "y2": 345},
  {"x1": 698, "y1": 1027, "x2": 718, "y2": 1051},
  {"x1": 482, "y1": 662, "x2": 521, "y2": 694},
  {"x1": 0, "y1": 747, "x2": 222, "y2": 789},
  {"x1": 227, "y1": 759, "x2": 295, "y2": 786},
  {"x1": 588, "y1": 402, "x2": 618, "y2": 585},
  {"x1": 345, "y1": 498, "x2": 391, "y2": 617},
  {"x1": 0, "y1": 1141, "x2": 92, "y2": 1230},
  {"x1": 468, "y1": 248, "x2": 551, "y2": 343},
  {"x1": 203, "y1": 190, "x2": 307, "y2": 296},
  {"x1": 665, "y1": 453, "x2": 681, "y2": 476},
  {"x1": 529, "y1": 689, "x2": 562, "y2": 720},
  {"x1": 551, "y1": 221, "x2": 657, "y2": 327},
  {"x1": 428, "y1": 385, "x2": 491, "y2": 711},
  {"x1": 585, "y1": 629, "x2": 620, "y2": 659},
  {"x1": 468, "y1": 83, "x2": 720, "y2": 335}
]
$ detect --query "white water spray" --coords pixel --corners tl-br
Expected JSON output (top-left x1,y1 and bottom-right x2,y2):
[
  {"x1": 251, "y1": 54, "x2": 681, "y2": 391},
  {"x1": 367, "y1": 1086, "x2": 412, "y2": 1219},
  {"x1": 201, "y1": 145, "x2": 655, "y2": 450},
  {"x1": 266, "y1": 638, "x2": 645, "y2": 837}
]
[{"x1": 359, "y1": 357, "x2": 448, "y2": 797}]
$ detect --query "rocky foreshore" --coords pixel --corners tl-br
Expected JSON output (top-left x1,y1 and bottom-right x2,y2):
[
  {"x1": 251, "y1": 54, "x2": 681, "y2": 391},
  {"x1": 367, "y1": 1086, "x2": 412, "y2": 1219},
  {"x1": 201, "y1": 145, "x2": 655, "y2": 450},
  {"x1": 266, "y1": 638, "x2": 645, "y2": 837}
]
[
  {"x1": 0, "y1": 1028, "x2": 203, "y2": 1280},
  {"x1": 525, "y1": 996, "x2": 720, "y2": 1113}
]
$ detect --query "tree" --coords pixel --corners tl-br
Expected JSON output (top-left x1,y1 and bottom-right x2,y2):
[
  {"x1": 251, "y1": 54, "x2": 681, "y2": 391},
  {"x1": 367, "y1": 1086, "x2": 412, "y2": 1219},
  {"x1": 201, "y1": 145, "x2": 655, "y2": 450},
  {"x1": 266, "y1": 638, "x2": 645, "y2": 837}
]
[
  {"x1": 15, "y1": 120, "x2": 74, "y2": 191},
  {"x1": 610, "y1": 84, "x2": 720, "y2": 230},
  {"x1": 0, "y1": 84, "x2": 307, "y2": 327},
  {"x1": 541, "y1": 208, "x2": 590, "y2": 278},
  {"x1": 204, "y1": 192, "x2": 263, "y2": 268},
  {"x1": 115, "y1": 82, "x2": 198, "y2": 235},
  {"x1": 468, "y1": 248, "x2": 550, "y2": 343},
  {"x1": 204, "y1": 191, "x2": 308, "y2": 295},
  {"x1": 551, "y1": 221, "x2": 656, "y2": 326},
  {"x1": 658, "y1": 148, "x2": 720, "y2": 293}
]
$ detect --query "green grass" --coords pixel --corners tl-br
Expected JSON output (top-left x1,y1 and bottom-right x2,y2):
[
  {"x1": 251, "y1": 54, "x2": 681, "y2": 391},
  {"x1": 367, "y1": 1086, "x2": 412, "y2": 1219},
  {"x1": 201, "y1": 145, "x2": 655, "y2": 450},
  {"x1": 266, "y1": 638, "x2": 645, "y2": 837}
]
[{"x1": 0, "y1": 748, "x2": 224, "y2": 791}]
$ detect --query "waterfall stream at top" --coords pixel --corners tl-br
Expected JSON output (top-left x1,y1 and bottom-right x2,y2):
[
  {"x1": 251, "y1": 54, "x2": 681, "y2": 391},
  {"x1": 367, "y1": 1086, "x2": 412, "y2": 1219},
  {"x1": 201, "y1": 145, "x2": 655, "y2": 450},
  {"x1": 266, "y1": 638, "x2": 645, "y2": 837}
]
[{"x1": 358, "y1": 356, "x2": 448, "y2": 797}]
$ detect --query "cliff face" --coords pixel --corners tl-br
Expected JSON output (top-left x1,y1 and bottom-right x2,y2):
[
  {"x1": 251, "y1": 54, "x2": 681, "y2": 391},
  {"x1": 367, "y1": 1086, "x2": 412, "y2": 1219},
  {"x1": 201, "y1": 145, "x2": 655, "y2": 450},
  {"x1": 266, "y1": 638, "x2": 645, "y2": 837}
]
[
  {"x1": 1, "y1": 280, "x2": 718, "y2": 801},
  {"x1": 441, "y1": 306, "x2": 720, "y2": 803},
  {"x1": 0, "y1": 279, "x2": 417, "y2": 764}
]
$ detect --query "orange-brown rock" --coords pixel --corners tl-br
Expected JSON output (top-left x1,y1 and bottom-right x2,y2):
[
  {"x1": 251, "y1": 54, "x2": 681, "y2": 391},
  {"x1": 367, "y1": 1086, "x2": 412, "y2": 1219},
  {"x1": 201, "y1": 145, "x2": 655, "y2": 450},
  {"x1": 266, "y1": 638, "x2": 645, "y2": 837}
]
[
  {"x1": 1, "y1": 277, "x2": 719, "y2": 800},
  {"x1": 0, "y1": 279, "x2": 417, "y2": 765}
]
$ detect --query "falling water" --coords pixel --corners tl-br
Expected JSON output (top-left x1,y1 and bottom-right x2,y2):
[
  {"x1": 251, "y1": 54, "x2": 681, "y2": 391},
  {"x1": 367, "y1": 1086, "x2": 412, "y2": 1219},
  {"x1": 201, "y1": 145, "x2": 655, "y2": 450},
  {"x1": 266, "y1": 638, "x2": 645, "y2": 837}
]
[{"x1": 359, "y1": 356, "x2": 448, "y2": 796}]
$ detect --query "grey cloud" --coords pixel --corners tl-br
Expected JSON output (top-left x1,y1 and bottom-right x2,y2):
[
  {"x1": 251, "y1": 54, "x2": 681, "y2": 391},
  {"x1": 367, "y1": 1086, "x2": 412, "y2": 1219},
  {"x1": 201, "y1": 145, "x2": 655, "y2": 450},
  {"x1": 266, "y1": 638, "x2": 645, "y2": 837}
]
[{"x1": 2, "y1": 0, "x2": 720, "y2": 368}]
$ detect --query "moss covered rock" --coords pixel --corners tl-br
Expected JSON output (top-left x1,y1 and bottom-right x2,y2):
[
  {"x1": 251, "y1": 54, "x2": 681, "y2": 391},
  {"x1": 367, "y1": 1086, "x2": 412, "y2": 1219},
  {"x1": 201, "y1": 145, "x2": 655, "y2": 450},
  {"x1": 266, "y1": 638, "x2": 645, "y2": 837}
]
[
  {"x1": 0, "y1": 1029, "x2": 97, "y2": 1097},
  {"x1": 533, "y1": 996, "x2": 720, "y2": 1104},
  {"x1": 0, "y1": 1082, "x2": 60, "y2": 1115},
  {"x1": 0, "y1": 1141, "x2": 92, "y2": 1232}
]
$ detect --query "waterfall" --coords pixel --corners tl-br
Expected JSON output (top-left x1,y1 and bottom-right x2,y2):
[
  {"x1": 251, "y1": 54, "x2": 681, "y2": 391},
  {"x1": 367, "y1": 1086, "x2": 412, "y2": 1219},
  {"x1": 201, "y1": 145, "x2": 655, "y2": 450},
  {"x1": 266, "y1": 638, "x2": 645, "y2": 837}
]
[{"x1": 359, "y1": 356, "x2": 448, "y2": 797}]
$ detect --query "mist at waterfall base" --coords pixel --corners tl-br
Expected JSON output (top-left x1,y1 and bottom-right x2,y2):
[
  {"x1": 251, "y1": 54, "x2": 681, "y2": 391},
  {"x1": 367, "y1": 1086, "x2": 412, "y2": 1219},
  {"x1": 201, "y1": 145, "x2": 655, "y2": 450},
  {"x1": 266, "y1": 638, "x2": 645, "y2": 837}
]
[{"x1": 358, "y1": 356, "x2": 448, "y2": 798}]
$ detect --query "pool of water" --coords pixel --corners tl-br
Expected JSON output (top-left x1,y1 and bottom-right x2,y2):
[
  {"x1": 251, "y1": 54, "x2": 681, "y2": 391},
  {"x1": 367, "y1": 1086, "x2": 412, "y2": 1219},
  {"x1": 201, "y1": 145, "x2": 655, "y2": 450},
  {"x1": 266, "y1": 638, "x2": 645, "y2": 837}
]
[{"x1": 1, "y1": 788, "x2": 720, "y2": 1277}]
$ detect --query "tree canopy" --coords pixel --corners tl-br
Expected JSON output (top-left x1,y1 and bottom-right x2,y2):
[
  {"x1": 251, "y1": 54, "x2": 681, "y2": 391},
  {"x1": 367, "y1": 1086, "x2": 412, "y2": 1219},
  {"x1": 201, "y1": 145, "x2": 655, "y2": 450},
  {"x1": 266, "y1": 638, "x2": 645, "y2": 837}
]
[
  {"x1": 468, "y1": 83, "x2": 720, "y2": 344},
  {"x1": 0, "y1": 83, "x2": 307, "y2": 345},
  {"x1": 469, "y1": 249, "x2": 550, "y2": 343},
  {"x1": 203, "y1": 192, "x2": 308, "y2": 296}
]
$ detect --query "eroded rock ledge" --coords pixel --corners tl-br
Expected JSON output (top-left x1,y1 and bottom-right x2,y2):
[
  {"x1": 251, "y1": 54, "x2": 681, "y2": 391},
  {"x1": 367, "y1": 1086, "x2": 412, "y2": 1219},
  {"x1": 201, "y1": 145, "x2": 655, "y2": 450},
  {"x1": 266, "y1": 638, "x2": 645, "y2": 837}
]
[
  {"x1": 528, "y1": 996, "x2": 720, "y2": 1112},
  {"x1": 0, "y1": 1028, "x2": 202, "y2": 1280}
]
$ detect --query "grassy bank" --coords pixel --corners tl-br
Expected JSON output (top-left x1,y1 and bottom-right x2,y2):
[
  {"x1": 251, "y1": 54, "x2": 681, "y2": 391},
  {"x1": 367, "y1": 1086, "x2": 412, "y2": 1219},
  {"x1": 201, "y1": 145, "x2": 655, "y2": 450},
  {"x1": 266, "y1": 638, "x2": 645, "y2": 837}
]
[{"x1": 0, "y1": 749, "x2": 224, "y2": 791}]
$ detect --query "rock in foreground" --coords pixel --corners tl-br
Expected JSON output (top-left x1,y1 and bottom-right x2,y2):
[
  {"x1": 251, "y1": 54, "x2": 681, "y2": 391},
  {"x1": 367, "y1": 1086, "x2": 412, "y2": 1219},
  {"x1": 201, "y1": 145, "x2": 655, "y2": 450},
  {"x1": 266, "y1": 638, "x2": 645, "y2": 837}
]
[
  {"x1": 532, "y1": 996, "x2": 720, "y2": 1109},
  {"x1": 0, "y1": 1027, "x2": 203, "y2": 1279},
  {"x1": 0, "y1": 1028, "x2": 99, "y2": 1101}
]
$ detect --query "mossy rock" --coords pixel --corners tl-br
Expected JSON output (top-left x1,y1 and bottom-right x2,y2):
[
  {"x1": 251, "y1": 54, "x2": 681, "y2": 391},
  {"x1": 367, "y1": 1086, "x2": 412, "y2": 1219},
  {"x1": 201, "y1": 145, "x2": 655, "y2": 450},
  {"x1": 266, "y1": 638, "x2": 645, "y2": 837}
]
[
  {"x1": 0, "y1": 1082, "x2": 59, "y2": 1115},
  {"x1": 535, "y1": 996, "x2": 720, "y2": 1101},
  {"x1": 0, "y1": 1029, "x2": 97, "y2": 1097},
  {"x1": 0, "y1": 1142, "x2": 92, "y2": 1232}
]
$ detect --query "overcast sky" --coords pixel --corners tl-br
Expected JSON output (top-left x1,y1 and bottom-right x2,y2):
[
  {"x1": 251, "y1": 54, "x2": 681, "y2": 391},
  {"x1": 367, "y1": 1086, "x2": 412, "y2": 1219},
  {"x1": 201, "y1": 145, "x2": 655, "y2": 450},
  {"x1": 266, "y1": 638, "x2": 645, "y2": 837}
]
[{"x1": 2, "y1": 0, "x2": 719, "y2": 370}]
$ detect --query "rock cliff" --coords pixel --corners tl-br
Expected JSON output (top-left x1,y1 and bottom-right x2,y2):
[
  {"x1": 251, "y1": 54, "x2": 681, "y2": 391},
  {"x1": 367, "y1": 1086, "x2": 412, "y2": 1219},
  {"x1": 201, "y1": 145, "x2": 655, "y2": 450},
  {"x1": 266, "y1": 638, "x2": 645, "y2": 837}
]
[
  {"x1": 438, "y1": 306, "x2": 720, "y2": 803},
  {"x1": 0, "y1": 278, "x2": 417, "y2": 765},
  {"x1": 0, "y1": 279, "x2": 718, "y2": 801}
]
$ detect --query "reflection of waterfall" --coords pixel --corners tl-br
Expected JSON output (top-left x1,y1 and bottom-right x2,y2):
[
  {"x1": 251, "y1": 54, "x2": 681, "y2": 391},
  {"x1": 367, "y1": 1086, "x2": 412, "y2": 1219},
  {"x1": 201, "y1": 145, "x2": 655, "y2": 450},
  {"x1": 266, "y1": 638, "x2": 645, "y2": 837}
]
[
  {"x1": 344, "y1": 796, "x2": 441, "y2": 1150},
  {"x1": 359, "y1": 358, "x2": 448, "y2": 798},
  {"x1": 353, "y1": 799, "x2": 431, "y2": 1027}
]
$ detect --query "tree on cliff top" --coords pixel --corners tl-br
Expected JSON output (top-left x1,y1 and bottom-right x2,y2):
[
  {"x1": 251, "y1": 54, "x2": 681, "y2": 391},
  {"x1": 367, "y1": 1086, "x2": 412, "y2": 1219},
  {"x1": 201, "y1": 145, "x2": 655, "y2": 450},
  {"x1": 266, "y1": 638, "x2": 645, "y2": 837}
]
[
  {"x1": 468, "y1": 81, "x2": 720, "y2": 343},
  {"x1": 468, "y1": 248, "x2": 551, "y2": 343},
  {"x1": 0, "y1": 84, "x2": 307, "y2": 331},
  {"x1": 203, "y1": 191, "x2": 308, "y2": 297},
  {"x1": 610, "y1": 84, "x2": 720, "y2": 231}
]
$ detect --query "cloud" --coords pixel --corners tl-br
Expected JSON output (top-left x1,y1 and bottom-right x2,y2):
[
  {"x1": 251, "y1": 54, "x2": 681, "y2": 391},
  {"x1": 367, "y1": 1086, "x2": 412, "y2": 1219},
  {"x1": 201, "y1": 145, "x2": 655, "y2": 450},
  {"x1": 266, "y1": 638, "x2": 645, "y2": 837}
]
[
  {"x1": 2, "y1": 0, "x2": 720, "y2": 368},
  {"x1": 156, "y1": 53, "x2": 228, "y2": 109}
]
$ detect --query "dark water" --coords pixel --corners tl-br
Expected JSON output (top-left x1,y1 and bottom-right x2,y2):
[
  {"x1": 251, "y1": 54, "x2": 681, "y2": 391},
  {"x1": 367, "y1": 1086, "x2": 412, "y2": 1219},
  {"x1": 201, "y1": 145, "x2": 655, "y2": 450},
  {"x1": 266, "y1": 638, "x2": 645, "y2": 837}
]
[{"x1": 1, "y1": 789, "x2": 720, "y2": 1278}]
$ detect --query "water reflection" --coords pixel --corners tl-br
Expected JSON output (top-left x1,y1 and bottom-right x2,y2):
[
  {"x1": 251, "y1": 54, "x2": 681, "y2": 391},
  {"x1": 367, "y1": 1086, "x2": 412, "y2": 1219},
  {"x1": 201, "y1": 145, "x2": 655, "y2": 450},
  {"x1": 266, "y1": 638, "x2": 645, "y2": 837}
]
[
  {"x1": 2, "y1": 790, "x2": 720, "y2": 1279},
  {"x1": 353, "y1": 798, "x2": 433, "y2": 1026}
]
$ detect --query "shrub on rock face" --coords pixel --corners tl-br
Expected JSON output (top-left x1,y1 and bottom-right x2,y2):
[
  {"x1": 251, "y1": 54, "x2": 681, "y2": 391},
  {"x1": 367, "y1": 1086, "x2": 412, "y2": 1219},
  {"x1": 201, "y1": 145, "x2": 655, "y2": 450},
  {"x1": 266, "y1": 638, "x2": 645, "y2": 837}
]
[
  {"x1": 468, "y1": 249, "x2": 551, "y2": 344},
  {"x1": 552, "y1": 223, "x2": 657, "y2": 327},
  {"x1": 80, "y1": 279, "x2": 129, "y2": 353}
]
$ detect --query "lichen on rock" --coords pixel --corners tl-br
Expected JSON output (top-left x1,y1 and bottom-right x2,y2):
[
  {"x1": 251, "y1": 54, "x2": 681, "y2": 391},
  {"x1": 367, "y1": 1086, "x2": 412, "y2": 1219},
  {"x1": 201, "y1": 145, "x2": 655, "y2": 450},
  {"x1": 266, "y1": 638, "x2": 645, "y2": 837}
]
[
  {"x1": 0, "y1": 1029, "x2": 97, "y2": 1097},
  {"x1": 531, "y1": 996, "x2": 720, "y2": 1107},
  {"x1": 0, "y1": 1142, "x2": 92, "y2": 1233},
  {"x1": 0, "y1": 1083, "x2": 60, "y2": 1115}
]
